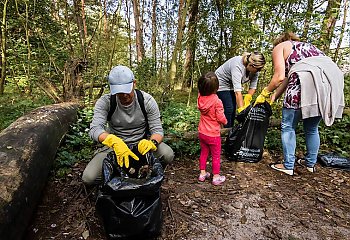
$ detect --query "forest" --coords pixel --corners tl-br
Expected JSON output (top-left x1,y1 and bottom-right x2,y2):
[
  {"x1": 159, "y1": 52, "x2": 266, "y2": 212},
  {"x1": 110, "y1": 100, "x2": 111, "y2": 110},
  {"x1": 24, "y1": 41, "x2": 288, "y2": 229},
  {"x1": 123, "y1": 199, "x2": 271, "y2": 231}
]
[{"x1": 1, "y1": 0, "x2": 350, "y2": 239}]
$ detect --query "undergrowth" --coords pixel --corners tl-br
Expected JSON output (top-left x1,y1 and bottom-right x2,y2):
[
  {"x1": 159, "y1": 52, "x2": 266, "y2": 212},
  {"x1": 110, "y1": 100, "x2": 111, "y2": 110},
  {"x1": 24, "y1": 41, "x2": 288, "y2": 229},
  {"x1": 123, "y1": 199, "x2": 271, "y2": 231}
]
[
  {"x1": 1, "y1": 83, "x2": 349, "y2": 177},
  {"x1": 0, "y1": 92, "x2": 52, "y2": 131}
]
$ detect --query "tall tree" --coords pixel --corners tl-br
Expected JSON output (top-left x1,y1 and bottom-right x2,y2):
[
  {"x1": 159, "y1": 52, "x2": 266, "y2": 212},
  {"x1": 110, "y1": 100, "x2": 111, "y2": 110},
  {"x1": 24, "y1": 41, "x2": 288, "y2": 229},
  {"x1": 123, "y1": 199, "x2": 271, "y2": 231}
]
[
  {"x1": 302, "y1": 0, "x2": 314, "y2": 40},
  {"x1": 333, "y1": 0, "x2": 348, "y2": 62},
  {"x1": 132, "y1": 0, "x2": 145, "y2": 63},
  {"x1": 151, "y1": 0, "x2": 157, "y2": 72},
  {"x1": 0, "y1": 0, "x2": 8, "y2": 95},
  {"x1": 215, "y1": 0, "x2": 227, "y2": 65},
  {"x1": 73, "y1": 0, "x2": 87, "y2": 59},
  {"x1": 181, "y1": 0, "x2": 199, "y2": 90},
  {"x1": 81, "y1": 0, "x2": 88, "y2": 39},
  {"x1": 320, "y1": 0, "x2": 341, "y2": 53},
  {"x1": 168, "y1": 0, "x2": 189, "y2": 89}
]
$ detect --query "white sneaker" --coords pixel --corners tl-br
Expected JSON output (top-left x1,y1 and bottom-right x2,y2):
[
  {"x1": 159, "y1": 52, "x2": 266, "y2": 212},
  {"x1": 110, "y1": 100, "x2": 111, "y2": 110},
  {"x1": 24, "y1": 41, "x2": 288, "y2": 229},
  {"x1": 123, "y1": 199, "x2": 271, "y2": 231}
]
[
  {"x1": 270, "y1": 164, "x2": 294, "y2": 176},
  {"x1": 297, "y1": 159, "x2": 316, "y2": 173}
]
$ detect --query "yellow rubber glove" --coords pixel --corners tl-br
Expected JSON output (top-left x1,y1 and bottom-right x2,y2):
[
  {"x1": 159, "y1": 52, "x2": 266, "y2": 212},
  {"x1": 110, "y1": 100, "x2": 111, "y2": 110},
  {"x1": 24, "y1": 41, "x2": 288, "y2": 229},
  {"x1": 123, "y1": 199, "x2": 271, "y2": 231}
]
[
  {"x1": 138, "y1": 139, "x2": 157, "y2": 155},
  {"x1": 102, "y1": 134, "x2": 139, "y2": 168},
  {"x1": 237, "y1": 94, "x2": 252, "y2": 113},
  {"x1": 254, "y1": 87, "x2": 273, "y2": 106}
]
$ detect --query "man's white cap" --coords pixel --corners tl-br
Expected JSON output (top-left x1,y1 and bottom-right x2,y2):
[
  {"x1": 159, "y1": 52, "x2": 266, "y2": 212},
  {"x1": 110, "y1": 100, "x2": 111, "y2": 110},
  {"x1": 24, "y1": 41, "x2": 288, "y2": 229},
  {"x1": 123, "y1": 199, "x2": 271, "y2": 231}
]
[{"x1": 108, "y1": 65, "x2": 134, "y2": 94}]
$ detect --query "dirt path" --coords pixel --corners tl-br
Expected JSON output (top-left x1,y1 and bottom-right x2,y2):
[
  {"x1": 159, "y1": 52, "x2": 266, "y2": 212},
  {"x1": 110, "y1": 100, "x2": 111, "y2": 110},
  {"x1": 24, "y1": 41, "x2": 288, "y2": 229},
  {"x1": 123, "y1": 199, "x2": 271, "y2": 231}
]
[{"x1": 25, "y1": 151, "x2": 350, "y2": 240}]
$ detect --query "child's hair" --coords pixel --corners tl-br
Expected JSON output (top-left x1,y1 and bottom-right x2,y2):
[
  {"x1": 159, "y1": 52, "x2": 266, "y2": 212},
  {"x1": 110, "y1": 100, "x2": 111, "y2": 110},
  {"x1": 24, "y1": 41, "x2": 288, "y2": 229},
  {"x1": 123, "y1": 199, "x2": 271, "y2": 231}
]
[
  {"x1": 242, "y1": 51, "x2": 266, "y2": 69},
  {"x1": 198, "y1": 72, "x2": 219, "y2": 96},
  {"x1": 273, "y1": 32, "x2": 300, "y2": 47}
]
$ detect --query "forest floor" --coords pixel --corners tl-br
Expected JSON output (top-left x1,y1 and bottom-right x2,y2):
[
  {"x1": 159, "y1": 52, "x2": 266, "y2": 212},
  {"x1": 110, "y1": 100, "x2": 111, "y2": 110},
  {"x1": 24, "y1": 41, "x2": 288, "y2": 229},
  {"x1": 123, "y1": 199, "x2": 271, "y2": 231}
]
[{"x1": 25, "y1": 150, "x2": 350, "y2": 240}]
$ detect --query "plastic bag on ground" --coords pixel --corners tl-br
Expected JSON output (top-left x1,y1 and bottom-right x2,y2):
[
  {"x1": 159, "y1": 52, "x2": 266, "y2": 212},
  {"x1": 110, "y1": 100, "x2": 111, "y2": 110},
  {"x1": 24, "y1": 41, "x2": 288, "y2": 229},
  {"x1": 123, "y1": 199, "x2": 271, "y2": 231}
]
[
  {"x1": 318, "y1": 152, "x2": 350, "y2": 171},
  {"x1": 96, "y1": 144, "x2": 164, "y2": 239}
]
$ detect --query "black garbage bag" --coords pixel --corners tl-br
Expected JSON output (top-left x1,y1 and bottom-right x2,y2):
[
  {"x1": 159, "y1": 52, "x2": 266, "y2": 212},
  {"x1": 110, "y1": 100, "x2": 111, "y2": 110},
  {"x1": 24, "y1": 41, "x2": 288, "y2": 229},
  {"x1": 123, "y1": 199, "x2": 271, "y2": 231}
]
[
  {"x1": 96, "y1": 144, "x2": 164, "y2": 240},
  {"x1": 318, "y1": 152, "x2": 350, "y2": 171},
  {"x1": 225, "y1": 102, "x2": 272, "y2": 163}
]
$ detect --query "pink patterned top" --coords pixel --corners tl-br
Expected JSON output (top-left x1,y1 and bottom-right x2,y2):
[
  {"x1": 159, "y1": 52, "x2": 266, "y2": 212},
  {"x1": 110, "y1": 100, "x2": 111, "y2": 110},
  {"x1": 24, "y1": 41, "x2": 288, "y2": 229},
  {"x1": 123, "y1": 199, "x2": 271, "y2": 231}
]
[{"x1": 283, "y1": 41, "x2": 324, "y2": 109}]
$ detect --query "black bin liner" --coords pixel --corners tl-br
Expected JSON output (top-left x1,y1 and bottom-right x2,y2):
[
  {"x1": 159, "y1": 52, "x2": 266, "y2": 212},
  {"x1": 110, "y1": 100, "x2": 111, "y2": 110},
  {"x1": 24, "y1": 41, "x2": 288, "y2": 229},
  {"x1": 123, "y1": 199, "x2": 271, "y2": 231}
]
[
  {"x1": 318, "y1": 152, "x2": 350, "y2": 171},
  {"x1": 96, "y1": 145, "x2": 164, "y2": 240},
  {"x1": 225, "y1": 102, "x2": 272, "y2": 163}
]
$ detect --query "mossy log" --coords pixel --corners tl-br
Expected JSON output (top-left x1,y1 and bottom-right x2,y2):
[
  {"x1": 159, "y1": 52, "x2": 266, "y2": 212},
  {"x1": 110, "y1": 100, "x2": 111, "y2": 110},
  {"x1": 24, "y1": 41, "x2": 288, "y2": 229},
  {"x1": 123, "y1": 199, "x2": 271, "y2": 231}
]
[{"x1": 0, "y1": 102, "x2": 79, "y2": 240}]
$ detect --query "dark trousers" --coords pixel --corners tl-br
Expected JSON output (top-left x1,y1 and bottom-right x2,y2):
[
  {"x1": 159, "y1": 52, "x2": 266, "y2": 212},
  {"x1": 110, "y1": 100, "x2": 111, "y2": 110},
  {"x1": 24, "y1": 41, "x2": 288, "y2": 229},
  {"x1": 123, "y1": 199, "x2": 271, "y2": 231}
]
[{"x1": 217, "y1": 90, "x2": 236, "y2": 128}]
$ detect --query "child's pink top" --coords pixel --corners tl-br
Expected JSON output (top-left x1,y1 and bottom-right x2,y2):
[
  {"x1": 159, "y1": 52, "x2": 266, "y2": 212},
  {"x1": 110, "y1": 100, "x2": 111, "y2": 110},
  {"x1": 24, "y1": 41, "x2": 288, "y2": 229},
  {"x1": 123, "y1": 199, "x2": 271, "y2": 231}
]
[{"x1": 197, "y1": 93, "x2": 227, "y2": 137}]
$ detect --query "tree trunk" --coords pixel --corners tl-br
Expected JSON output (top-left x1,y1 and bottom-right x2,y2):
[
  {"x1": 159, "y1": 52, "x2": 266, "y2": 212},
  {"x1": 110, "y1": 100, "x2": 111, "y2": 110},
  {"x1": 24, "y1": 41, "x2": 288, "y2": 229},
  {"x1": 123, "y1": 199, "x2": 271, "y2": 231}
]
[
  {"x1": 151, "y1": 0, "x2": 157, "y2": 73},
  {"x1": 168, "y1": 0, "x2": 189, "y2": 90},
  {"x1": 301, "y1": 0, "x2": 314, "y2": 40},
  {"x1": 81, "y1": 0, "x2": 88, "y2": 39},
  {"x1": 0, "y1": 103, "x2": 78, "y2": 240},
  {"x1": 320, "y1": 0, "x2": 341, "y2": 53},
  {"x1": 0, "y1": 0, "x2": 8, "y2": 95},
  {"x1": 103, "y1": 0, "x2": 108, "y2": 34},
  {"x1": 132, "y1": 0, "x2": 145, "y2": 63},
  {"x1": 125, "y1": 0, "x2": 133, "y2": 66},
  {"x1": 63, "y1": 59, "x2": 86, "y2": 101},
  {"x1": 73, "y1": 0, "x2": 87, "y2": 59},
  {"x1": 181, "y1": 0, "x2": 199, "y2": 90},
  {"x1": 107, "y1": 2, "x2": 122, "y2": 70},
  {"x1": 90, "y1": 4, "x2": 103, "y2": 100},
  {"x1": 24, "y1": 1, "x2": 32, "y2": 94},
  {"x1": 65, "y1": 0, "x2": 74, "y2": 54},
  {"x1": 333, "y1": 0, "x2": 348, "y2": 62},
  {"x1": 215, "y1": 0, "x2": 224, "y2": 65}
]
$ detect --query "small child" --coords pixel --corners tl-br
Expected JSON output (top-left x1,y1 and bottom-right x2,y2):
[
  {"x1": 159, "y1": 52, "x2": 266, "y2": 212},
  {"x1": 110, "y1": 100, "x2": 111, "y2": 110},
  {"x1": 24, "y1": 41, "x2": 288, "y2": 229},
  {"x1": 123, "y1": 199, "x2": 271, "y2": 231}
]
[{"x1": 197, "y1": 72, "x2": 227, "y2": 185}]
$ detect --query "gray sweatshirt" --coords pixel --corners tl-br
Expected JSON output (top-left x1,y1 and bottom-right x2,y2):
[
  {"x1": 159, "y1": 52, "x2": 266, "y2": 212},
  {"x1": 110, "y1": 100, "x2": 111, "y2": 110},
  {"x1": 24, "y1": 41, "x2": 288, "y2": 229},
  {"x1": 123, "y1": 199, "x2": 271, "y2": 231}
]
[
  {"x1": 89, "y1": 90, "x2": 164, "y2": 143},
  {"x1": 288, "y1": 56, "x2": 344, "y2": 126},
  {"x1": 215, "y1": 56, "x2": 259, "y2": 92}
]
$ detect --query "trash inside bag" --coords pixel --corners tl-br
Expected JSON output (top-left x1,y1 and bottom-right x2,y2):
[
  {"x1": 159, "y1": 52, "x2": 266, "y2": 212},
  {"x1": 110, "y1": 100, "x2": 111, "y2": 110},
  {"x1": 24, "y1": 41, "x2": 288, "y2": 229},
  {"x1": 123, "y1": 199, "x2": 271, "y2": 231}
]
[
  {"x1": 318, "y1": 152, "x2": 350, "y2": 171},
  {"x1": 96, "y1": 144, "x2": 163, "y2": 239},
  {"x1": 225, "y1": 102, "x2": 272, "y2": 163}
]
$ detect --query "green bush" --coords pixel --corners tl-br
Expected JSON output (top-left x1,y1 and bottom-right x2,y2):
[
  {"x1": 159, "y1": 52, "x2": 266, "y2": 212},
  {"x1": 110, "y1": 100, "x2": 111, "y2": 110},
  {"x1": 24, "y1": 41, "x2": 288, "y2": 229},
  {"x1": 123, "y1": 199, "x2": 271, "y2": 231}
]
[
  {"x1": 54, "y1": 107, "x2": 95, "y2": 177},
  {"x1": 0, "y1": 92, "x2": 53, "y2": 131},
  {"x1": 162, "y1": 102, "x2": 200, "y2": 156}
]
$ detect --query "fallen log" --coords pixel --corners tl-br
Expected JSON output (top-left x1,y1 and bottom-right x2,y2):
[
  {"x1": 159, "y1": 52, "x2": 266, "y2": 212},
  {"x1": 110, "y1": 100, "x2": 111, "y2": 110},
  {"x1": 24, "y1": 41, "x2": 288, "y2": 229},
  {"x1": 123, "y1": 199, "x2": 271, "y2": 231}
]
[
  {"x1": 0, "y1": 102, "x2": 79, "y2": 240},
  {"x1": 164, "y1": 118, "x2": 282, "y2": 141}
]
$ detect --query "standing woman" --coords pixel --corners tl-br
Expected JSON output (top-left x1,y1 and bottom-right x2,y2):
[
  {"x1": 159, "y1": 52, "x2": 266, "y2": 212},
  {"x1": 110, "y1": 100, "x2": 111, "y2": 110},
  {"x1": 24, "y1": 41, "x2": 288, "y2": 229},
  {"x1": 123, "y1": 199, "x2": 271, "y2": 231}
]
[
  {"x1": 215, "y1": 52, "x2": 266, "y2": 127},
  {"x1": 255, "y1": 32, "x2": 344, "y2": 175}
]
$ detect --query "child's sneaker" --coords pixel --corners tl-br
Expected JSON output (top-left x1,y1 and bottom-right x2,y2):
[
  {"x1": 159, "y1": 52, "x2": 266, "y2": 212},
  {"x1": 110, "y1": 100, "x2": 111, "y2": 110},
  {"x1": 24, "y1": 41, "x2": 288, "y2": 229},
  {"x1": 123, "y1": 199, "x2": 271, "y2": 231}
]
[
  {"x1": 212, "y1": 175, "x2": 225, "y2": 185},
  {"x1": 297, "y1": 159, "x2": 316, "y2": 173},
  {"x1": 198, "y1": 172, "x2": 210, "y2": 182}
]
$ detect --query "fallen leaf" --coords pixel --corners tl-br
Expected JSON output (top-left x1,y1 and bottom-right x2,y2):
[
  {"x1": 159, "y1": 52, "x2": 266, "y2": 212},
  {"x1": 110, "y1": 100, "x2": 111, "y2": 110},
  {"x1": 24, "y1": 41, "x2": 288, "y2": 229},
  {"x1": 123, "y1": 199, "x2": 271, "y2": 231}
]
[{"x1": 82, "y1": 230, "x2": 89, "y2": 239}]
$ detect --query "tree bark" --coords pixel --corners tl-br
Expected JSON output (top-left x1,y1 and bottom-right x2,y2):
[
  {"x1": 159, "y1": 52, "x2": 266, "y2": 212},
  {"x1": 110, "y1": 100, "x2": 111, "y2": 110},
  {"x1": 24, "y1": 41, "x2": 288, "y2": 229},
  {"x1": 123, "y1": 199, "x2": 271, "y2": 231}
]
[
  {"x1": 90, "y1": 4, "x2": 103, "y2": 100},
  {"x1": 168, "y1": 0, "x2": 189, "y2": 90},
  {"x1": 181, "y1": 0, "x2": 199, "y2": 90},
  {"x1": 125, "y1": 0, "x2": 133, "y2": 66},
  {"x1": 151, "y1": 0, "x2": 157, "y2": 73},
  {"x1": 0, "y1": 103, "x2": 78, "y2": 240},
  {"x1": 65, "y1": 0, "x2": 74, "y2": 54},
  {"x1": 320, "y1": 0, "x2": 341, "y2": 53},
  {"x1": 81, "y1": 0, "x2": 88, "y2": 39},
  {"x1": 73, "y1": 0, "x2": 87, "y2": 59},
  {"x1": 132, "y1": 0, "x2": 145, "y2": 63},
  {"x1": 301, "y1": 0, "x2": 314, "y2": 40},
  {"x1": 215, "y1": 0, "x2": 224, "y2": 65},
  {"x1": 333, "y1": 0, "x2": 348, "y2": 62},
  {"x1": 0, "y1": 0, "x2": 8, "y2": 95},
  {"x1": 63, "y1": 59, "x2": 86, "y2": 101}
]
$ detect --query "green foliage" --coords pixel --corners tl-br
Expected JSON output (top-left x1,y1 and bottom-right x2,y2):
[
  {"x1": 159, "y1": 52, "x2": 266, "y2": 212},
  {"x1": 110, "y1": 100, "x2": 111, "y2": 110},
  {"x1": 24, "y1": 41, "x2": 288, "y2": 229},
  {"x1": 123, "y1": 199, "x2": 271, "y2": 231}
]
[
  {"x1": 133, "y1": 57, "x2": 161, "y2": 98},
  {"x1": 0, "y1": 92, "x2": 53, "y2": 131},
  {"x1": 319, "y1": 115, "x2": 350, "y2": 157},
  {"x1": 54, "y1": 107, "x2": 95, "y2": 177},
  {"x1": 265, "y1": 127, "x2": 282, "y2": 151},
  {"x1": 162, "y1": 102, "x2": 200, "y2": 156}
]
